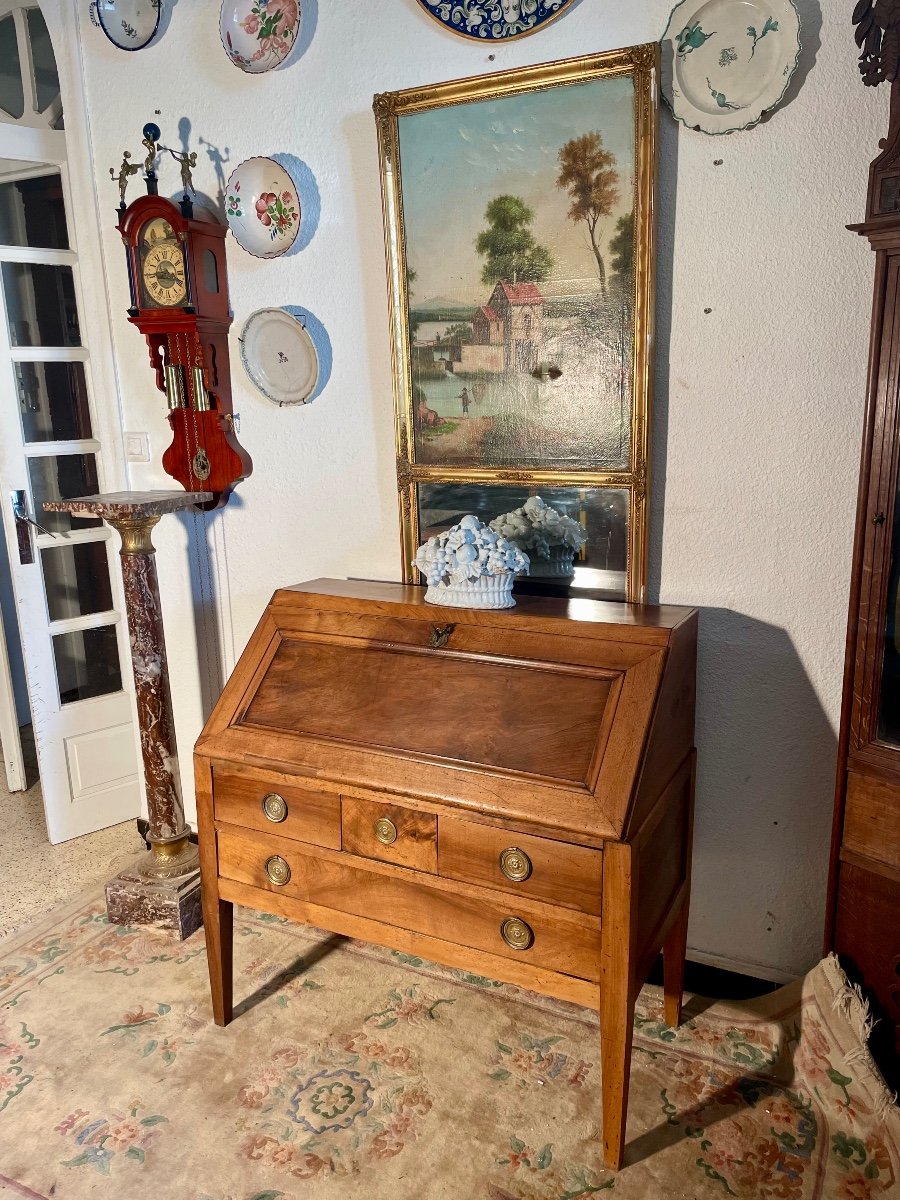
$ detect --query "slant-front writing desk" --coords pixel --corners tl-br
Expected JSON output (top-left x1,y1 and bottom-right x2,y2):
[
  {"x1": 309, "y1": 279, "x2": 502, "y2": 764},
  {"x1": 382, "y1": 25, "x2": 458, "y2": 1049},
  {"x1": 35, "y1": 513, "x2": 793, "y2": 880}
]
[{"x1": 195, "y1": 578, "x2": 698, "y2": 1169}]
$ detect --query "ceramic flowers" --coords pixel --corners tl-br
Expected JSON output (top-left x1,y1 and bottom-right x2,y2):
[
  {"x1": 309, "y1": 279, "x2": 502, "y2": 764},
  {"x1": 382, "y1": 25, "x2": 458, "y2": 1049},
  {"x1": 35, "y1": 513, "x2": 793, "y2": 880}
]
[
  {"x1": 490, "y1": 496, "x2": 586, "y2": 578},
  {"x1": 221, "y1": 0, "x2": 300, "y2": 73},
  {"x1": 415, "y1": 514, "x2": 529, "y2": 609}
]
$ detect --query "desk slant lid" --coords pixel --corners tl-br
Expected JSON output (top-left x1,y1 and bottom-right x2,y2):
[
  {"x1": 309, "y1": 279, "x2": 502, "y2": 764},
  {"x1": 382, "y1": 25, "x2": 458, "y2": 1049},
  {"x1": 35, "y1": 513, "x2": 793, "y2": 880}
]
[{"x1": 196, "y1": 579, "x2": 698, "y2": 842}]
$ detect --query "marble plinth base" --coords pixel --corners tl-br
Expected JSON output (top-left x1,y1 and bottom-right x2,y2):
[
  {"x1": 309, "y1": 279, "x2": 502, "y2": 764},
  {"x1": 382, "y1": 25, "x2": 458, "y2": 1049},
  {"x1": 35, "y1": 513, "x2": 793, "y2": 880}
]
[{"x1": 105, "y1": 865, "x2": 202, "y2": 940}]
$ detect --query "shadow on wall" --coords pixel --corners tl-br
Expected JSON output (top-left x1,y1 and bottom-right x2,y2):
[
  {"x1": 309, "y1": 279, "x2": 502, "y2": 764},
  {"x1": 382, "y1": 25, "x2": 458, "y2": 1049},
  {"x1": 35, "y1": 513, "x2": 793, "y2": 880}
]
[
  {"x1": 760, "y1": 0, "x2": 822, "y2": 123},
  {"x1": 282, "y1": 305, "x2": 333, "y2": 401},
  {"x1": 175, "y1": 507, "x2": 238, "y2": 723},
  {"x1": 690, "y1": 607, "x2": 838, "y2": 976},
  {"x1": 272, "y1": 154, "x2": 321, "y2": 254}
]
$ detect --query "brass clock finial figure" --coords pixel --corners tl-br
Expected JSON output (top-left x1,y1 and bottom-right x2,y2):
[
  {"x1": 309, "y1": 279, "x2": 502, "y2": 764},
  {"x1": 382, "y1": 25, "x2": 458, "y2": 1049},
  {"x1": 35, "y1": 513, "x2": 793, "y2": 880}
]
[
  {"x1": 141, "y1": 121, "x2": 161, "y2": 194},
  {"x1": 110, "y1": 151, "x2": 141, "y2": 209},
  {"x1": 166, "y1": 147, "x2": 198, "y2": 199}
]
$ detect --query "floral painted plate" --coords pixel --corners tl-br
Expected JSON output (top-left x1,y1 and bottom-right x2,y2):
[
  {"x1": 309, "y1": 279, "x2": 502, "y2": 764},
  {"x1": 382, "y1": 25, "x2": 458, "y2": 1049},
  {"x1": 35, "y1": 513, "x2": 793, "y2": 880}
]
[
  {"x1": 90, "y1": 0, "x2": 161, "y2": 51},
  {"x1": 661, "y1": 0, "x2": 801, "y2": 134},
  {"x1": 239, "y1": 308, "x2": 319, "y2": 406},
  {"x1": 225, "y1": 157, "x2": 301, "y2": 259},
  {"x1": 413, "y1": 0, "x2": 576, "y2": 41},
  {"x1": 220, "y1": 0, "x2": 300, "y2": 73}
]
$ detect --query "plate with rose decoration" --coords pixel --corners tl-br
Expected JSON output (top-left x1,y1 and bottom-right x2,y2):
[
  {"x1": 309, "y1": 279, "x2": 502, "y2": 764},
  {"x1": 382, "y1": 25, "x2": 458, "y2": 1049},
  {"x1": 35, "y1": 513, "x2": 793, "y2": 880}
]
[
  {"x1": 225, "y1": 157, "x2": 301, "y2": 258},
  {"x1": 220, "y1": 0, "x2": 301, "y2": 73}
]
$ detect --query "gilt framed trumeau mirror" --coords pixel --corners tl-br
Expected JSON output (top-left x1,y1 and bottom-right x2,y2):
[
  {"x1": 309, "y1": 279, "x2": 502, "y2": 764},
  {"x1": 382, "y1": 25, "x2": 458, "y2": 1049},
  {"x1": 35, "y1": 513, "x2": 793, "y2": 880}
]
[{"x1": 374, "y1": 45, "x2": 658, "y2": 601}]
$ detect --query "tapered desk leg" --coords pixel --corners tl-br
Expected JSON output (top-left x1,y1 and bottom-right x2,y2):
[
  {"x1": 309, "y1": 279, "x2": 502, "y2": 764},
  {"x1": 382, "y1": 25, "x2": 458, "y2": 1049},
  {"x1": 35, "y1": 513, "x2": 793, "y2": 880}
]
[
  {"x1": 663, "y1": 898, "x2": 690, "y2": 1028},
  {"x1": 599, "y1": 978, "x2": 634, "y2": 1171},
  {"x1": 204, "y1": 895, "x2": 233, "y2": 1027},
  {"x1": 599, "y1": 842, "x2": 636, "y2": 1171},
  {"x1": 195, "y1": 758, "x2": 232, "y2": 1026}
]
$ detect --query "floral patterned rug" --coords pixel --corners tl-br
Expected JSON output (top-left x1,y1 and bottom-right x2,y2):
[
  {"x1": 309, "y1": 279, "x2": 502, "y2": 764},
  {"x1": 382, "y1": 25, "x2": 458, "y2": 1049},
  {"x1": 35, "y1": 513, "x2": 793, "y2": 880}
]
[{"x1": 0, "y1": 887, "x2": 897, "y2": 1200}]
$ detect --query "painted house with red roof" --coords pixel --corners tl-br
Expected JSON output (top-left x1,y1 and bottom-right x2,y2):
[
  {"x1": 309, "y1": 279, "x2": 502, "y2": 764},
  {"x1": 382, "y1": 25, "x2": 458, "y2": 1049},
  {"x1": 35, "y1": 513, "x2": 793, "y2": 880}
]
[
  {"x1": 465, "y1": 280, "x2": 545, "y2": 373},
  {"x1": 472, "y1": 303, "x2": 503, "y2": 346}
]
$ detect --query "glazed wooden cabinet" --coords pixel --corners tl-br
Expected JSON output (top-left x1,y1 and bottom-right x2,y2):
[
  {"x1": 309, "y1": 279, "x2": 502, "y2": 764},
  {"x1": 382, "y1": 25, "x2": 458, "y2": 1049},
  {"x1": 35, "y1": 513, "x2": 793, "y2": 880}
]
[
  {"x1": 195, "y1": 579, "x2": 698, "y2": 1169},
  {"x1": 826, "y1": 102, "x2": 900, "y2": 1051}
]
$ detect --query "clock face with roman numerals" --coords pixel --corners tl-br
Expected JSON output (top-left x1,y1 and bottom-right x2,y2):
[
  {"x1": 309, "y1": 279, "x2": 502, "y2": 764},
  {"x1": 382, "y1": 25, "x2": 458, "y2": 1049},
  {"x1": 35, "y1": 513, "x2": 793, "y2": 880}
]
[{"x1": 138, "y1": 217, "x2": 187, "y2": 308}]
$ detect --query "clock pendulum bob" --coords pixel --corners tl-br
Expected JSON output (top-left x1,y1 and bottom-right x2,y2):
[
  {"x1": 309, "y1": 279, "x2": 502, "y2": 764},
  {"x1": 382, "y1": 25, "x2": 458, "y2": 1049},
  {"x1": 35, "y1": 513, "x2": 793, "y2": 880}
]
[{"x1": 158, "y1": 328, "x2": 248, "y2": 506}]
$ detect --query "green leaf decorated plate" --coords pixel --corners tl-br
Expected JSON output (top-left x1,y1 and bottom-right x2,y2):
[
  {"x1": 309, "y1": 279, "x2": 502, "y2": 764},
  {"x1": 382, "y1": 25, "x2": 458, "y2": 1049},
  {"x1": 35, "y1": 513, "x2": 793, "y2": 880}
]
[{"x1": 661, "y1": 0, "x2": 801, "y2": 134}]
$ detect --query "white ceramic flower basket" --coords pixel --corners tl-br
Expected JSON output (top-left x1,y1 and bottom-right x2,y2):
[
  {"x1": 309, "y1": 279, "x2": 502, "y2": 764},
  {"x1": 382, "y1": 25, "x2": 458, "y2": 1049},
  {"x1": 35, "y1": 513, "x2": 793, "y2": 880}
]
[
  {"x1": 424, "y1": 572, "x2": 516, "y2": 610},
  {"x1": 532, "y1": 544, "x2": 576, "y2": 579},
  {"x1": 415, "y1": 513, "x2": 529, "y2": 610}
]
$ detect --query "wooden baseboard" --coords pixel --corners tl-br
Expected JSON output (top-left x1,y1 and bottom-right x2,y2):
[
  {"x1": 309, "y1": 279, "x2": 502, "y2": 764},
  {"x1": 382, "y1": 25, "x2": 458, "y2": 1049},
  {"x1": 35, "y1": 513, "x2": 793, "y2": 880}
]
[{"x1": 686, "y1": 945, "x2": 798, "y2": 985}]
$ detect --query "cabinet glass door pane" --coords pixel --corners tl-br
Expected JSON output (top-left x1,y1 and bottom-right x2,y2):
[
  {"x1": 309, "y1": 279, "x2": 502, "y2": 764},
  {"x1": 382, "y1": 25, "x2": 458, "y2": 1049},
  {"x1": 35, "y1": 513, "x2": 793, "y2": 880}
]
[
  {"x1": 26, "y1": 11, "x2": 61, "y2": 116},
  {"x1": 41, "y1": 541, "x2": 114, "y2": 622},
  {"x1": 17, "y1": 362, "x2": 92, "y2": 442},
  {"x1": 2, "y1": 262, "x2": 80, "y2": 346},
  {"x1": 28, "y1": 453, "x2": 101, "y2": 532},
  {"x1": 0, "y1": 169, "x2": 69, "y2": 249},
  {"x1": 52, "y1": 625, "x2": 122, "y2": 704},
  {"x1": 0, "y1": 15, "x2": 24, "y2": 120}
]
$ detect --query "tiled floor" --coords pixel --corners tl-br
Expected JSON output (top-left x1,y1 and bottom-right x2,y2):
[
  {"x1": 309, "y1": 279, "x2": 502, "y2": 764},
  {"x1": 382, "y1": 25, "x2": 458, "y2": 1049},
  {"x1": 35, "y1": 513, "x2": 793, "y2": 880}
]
[{"x1": 0, "y1": 727, "x2": 145, "y2": 940}]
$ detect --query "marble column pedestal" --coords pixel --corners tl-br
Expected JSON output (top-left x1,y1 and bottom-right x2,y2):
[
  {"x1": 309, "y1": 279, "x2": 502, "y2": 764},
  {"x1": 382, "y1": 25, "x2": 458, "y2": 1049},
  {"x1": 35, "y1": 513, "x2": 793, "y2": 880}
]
[{"x1": 44, "y1": 490, "x2": 212, "y2": 939}]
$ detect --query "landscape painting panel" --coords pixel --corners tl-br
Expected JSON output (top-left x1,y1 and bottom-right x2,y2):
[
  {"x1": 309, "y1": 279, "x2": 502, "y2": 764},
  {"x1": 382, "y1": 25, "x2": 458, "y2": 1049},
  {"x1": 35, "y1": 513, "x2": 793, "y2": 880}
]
[
  {"x1": 417, "y1": 482, "x2": 629, "y2": 595},
  {"x1": 399, "y1": 75, "x2": 636, "y2": 471}
]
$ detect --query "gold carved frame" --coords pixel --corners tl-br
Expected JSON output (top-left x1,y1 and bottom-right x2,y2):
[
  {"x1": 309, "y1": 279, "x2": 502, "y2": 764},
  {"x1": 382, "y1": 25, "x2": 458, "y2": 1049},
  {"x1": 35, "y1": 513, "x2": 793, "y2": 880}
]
[{"x1": 374, "y1": 44, "x2": 658, "y2": 602}]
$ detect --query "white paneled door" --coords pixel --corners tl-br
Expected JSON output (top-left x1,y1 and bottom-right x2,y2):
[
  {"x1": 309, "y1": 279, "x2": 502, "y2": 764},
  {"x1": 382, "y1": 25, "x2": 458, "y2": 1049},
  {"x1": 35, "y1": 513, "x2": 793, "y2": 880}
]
[{"x1": 0, "y1": 2, "x2": 139, "y2": 841}]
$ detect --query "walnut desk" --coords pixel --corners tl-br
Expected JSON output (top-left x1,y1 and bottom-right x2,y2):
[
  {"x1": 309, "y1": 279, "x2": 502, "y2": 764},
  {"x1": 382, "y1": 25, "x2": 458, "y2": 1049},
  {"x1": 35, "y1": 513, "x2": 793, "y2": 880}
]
[{"x1": 195, "y1": 578, "x2": 698, "y2": 1170}]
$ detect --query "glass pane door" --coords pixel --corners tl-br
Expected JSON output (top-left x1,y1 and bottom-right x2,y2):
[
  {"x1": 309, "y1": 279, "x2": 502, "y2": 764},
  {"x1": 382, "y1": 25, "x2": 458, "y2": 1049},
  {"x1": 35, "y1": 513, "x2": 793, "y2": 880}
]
[{"x1": 0, "y1": 154, "x2": 138, "y2": 841}]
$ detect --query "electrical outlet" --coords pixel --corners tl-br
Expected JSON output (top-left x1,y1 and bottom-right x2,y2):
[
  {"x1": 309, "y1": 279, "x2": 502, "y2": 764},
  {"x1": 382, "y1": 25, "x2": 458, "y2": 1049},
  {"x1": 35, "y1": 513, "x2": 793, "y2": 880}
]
[{"x1": 124, "y1": 432, "x2": 150, "y2": 463}]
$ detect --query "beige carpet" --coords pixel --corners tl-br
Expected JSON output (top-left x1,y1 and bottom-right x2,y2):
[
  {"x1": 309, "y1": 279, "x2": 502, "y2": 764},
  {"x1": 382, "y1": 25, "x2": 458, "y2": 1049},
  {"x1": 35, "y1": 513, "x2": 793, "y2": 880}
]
[
  {"x1": 0, "y1": 730, "x2": 145, "y2": 940},
  {"x1": 0, "y1": 890, "x2": 897, "y2": 1200}
]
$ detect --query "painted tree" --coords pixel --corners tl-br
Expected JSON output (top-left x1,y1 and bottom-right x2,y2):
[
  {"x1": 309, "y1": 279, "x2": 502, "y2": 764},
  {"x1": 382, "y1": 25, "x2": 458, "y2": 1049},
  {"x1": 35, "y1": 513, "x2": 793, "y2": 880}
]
[
  {"x1": 556, "y1": 132, "x2": 620, "y2": 294},
  {"x1": 475, "y1": 195, "x2": 553, "y2": 287},
  {"x1": 407, "y1": 266, "x2": 420, "y2": 340},
  {"x1": 609, "y1": 211, "x2": 634, "y2": 284}
]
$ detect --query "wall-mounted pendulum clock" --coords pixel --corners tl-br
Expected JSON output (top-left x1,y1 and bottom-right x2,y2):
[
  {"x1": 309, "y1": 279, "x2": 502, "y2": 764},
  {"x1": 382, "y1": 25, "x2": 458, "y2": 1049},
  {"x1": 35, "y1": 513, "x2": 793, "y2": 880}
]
[{"x1": 116, "y1": 173, "x2": 251, "y2": 508}]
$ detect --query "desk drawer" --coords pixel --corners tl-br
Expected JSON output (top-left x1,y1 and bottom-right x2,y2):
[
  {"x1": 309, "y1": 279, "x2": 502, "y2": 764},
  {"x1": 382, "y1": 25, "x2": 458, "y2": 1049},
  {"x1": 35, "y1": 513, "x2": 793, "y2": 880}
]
[
  {"x1": 439, "y1": 816, "x2": 602, "y2": 915},
  {"x1": 217, "y1": 825, "x2": 600, "y2": 981},
  {"x1": 213, "y1": 770, "x2": 341, "y2": 850},
  {"x1": 342, "y1": 796, "x2": 437, "y2": 873}
]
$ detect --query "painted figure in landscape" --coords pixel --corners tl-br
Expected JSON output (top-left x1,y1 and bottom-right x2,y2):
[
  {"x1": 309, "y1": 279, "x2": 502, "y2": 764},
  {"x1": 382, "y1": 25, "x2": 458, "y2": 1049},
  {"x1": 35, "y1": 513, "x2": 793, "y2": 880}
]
[{"x1": 398, "y1": 76, "x2": 636, "y2": 470}]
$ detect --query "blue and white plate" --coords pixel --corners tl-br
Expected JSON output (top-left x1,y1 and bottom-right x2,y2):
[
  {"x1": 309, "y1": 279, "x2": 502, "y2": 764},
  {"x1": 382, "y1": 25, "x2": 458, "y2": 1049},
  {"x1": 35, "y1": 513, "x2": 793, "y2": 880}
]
[
  {"x1": 90, "y1": 0, "x2": 162, "y2": 51},
  {"x1": 414, "y1": 0, "x2": 576, "y2": 41},
  {"x1": 661, "y1": 0, "x2": 801, "y2": 134}
]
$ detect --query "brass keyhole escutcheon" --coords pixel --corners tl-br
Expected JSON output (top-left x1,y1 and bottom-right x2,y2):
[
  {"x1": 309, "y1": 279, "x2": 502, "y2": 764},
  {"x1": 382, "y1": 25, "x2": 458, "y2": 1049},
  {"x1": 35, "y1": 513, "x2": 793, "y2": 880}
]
[
  {"x1": 500, "y1": 917, "x2": 534, "y2": 951},
  {"x1": 265, "y1": 855, "x2": 291, "y2": 886},
  {"x1": 499, "y1": 847, "x2": 532, "y2": 883},
  {"x1": 374, "y1": 817, "x2": 398, "y2": 845},
  {"x1": 429, "y1": 624, "x2": 455, "y2": 649},
  {"x1": 261, "y1": 792, "x2": 288, "y2": 823}
]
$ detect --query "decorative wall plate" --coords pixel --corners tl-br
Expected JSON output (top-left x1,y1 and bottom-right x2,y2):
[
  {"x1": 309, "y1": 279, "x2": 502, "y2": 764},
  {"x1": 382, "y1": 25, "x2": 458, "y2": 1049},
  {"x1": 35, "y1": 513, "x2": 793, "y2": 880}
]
[
  {"x1": 90, "y1": 0, "x2": 161, "y2": 50},
  {"x1": 661, "y1": 0, "x2": 801, "y2": 134},
  {"x1": 413, "y1": 0, "x2": 576, "y2": 41},
  {"x1": 220, "y1": 0, "x2": 301, "y2": 73},
  {"x1": 225, "y1": 158, "x2": 301, "y2": 258},
  {"x1": 239, "y1": 308, "x2": 319, "y2": 405}
]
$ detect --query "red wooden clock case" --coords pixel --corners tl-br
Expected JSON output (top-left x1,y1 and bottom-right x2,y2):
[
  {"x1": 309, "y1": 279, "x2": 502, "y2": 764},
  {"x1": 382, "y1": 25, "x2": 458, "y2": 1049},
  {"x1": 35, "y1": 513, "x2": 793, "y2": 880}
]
[{"x1": 117, "y1": 194, "x2": 251, "y2": 508}]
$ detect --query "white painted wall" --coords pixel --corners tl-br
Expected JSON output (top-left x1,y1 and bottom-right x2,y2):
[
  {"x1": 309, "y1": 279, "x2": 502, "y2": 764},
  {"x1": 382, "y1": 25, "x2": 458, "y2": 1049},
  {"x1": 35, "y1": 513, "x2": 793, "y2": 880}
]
[{"x1": 44, "y1": 0, "x2": 887, "y2": 979}]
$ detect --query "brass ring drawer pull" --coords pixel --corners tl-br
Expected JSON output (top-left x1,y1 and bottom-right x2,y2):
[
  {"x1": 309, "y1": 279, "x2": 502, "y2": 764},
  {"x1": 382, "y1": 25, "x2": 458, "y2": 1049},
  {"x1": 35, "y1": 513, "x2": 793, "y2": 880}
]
[
  {"x1": 265, "y1": 855, "x2": 291, "y2": 886},
  {"x1": 261, "y1": 792, "x2": 288, "y2": 823},
  {"x1": 500, "y1": 916, "x2": 534, "y2": 951},
  {"x1": 374, "y1": 817, "x2": 398, "y2": 845},
  {"x1": 499, "y1": 846, "x2": 532, "y2": 882}
]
